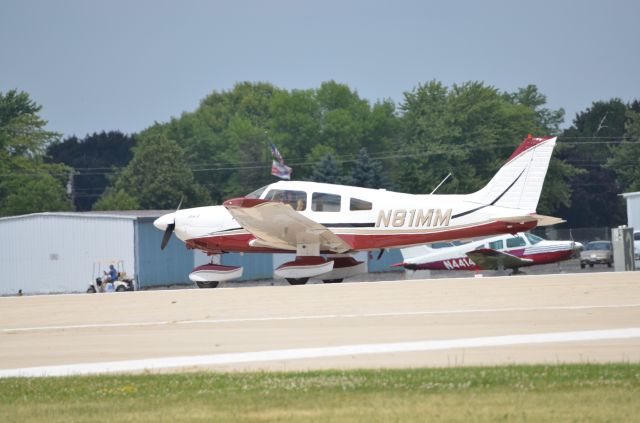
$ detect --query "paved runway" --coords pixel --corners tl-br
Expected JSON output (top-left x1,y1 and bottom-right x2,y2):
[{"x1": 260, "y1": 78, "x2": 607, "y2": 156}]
[{"x1": 1, "y1": 272, "x2": 639, "y2": 376}]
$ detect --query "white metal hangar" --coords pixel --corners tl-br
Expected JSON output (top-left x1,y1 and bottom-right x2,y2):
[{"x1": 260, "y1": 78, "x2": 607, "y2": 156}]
[{"x1": 0, "y1": 211, "x2": 196, "y2": 295}]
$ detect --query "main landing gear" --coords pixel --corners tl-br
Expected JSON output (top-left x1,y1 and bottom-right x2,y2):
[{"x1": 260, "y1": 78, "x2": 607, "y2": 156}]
[
  {"x1": 188, "y1": 254, "x2": 361, "y2": 288},
  {"x1": 189, "y1": 256, "x2": 243, "y2": 289},
  {"x1": 195, "y1": 281, "x2": 219, "y2": 288},
  {"x1": 284, "y1": 277, "x2": 344, "y2": 285},
  {"x1": 285, "y1": 278, "x2": 309, "y2": 285},
  {"x1": 278, "y1": 256, "x2": 364, "y2": 285}
]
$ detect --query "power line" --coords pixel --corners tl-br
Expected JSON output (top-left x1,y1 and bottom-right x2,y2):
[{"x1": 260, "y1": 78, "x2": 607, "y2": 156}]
[{"x1": 1, "y1": 137, "x2": 637, "y2": 178}]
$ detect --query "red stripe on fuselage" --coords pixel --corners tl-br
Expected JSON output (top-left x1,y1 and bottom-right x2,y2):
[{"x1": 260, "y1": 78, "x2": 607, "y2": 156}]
[
  {"x1": 523, "y1": 249, "x2": 575, "y2": 265},
  {"x1": 412, "y1": 247, "x2": 574, "y2": 271},
  {"x1": 185, "y1": 220, "x2": 537, "y2": 254}
]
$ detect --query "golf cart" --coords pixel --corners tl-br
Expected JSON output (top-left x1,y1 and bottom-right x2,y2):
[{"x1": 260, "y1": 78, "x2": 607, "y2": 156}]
[{"x1": 87, "y1": 260, "x2": 136, "y2": 293}]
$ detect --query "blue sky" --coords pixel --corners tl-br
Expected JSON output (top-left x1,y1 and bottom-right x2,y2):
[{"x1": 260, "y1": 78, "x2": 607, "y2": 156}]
[{"x1": 1, "y1": 0, "x2": 639, "y2": 137}]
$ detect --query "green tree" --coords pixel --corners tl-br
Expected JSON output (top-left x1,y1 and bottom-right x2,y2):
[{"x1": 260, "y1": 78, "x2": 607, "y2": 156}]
[
  {"x1": 316, "y1": 81, "x2": 370, "y2": 157},
  {"x1": 101, "y1": 134, "x2": 211, "y2": 210},
  {"x1": 135, "y1": 81, "x2": 402, "y2": 199},
  {"x1": 398, "y1": 80, "x2": 535, "y2": 195},
  {"x1": 92, "y1": 188, "x2": 140, "y2": 211},
  {"x1": 396, "y1": 80, "x2": 458, "y2": 194},
  {"x1": 0, "y1": 163, "x2": 72, "y2": 215},
  {"x1": 606, "y1": 105, "x2": 640, "y2": 193},
  {"x1": 558, "y1": 99, "x2": 632, "y2": 227},
  {"x1": 268, "y1": 89, "x2": 321, "y2": 178},
  {"x1": 365, "y1": 99, "x2": 400, "y2": 155},
  {"x1": 446, "y1": 81, "x2": 529, "y2": 193},
  {"x1": 506, "y1": 85, "x2": 579, "y2": 214},
  {"x1": 396, "y1": 81, "x2": 572, "y2": 216},
  {"x1": 47, "y1": 131, "x2": 135, "y2": 211},
  {"x1": 150, "y1": 82, "x2": 285, "y2": 202},
  {"x1": 345, "y1": 147, "x2": 392, "y2": 189},
  {"x1": 221, "y1": 117, "x2": 274, "y2": 199},
  {"x1": 309, "y1": 153, "x2": 345, "y2": 185},
  {"x1": 0, "y1": 90, "x2": 58, "y2": 156},
  {"x1": 0, "y1": 90, "x2": 72, "y2": 216},
  {"x1": 506, "y1": 85, "x2": 564, "y2": 134},
  {"x1": 305, "y1": 144, "x2": 337, "y2": 168}
]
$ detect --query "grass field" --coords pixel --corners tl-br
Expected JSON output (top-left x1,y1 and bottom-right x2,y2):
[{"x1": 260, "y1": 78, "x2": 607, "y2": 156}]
[{"x1": 1, "y1": 364, "x2": 639, "y2": 422}]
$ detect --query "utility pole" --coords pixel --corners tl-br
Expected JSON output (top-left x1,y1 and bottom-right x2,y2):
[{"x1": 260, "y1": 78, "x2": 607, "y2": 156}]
[{"x1": 66, "y1": 169, "x2": 75, "y2": 209}]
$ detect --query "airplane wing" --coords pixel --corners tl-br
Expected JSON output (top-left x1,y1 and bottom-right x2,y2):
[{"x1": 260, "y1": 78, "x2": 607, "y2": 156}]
[
  {"x1": 223, "y1": 198, "x2": 352, "y2": 253},
  {"x1": 466, "y1": 248, "x2": 534, "y2": 270}
]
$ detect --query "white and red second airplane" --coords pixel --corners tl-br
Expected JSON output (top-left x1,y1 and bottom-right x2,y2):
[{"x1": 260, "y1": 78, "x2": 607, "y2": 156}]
[
  {"x1": 154, "y1": 135, "x2": 560, "y2": 287},
  {"x1": 395, "y1": 232, "x2": 582, "y2": 274}
]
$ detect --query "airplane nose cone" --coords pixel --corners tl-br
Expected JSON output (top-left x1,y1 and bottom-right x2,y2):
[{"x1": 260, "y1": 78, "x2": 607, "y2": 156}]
[{"x1": 154, "y1": 212, "x2": 175, "y2": 231}]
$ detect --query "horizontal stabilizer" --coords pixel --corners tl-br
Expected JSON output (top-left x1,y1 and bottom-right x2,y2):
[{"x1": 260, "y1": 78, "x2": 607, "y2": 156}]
[
  {"x1": 496, "y1": 214, "x2": 564, "y2": 226},
  {"x1": 496, "y1": 215, "x2": 538, "y2": 224},
  {"x1": 530, "y1": 214, "x2": 565, "y2": 226},
  {"x1": 466, "y1": 248, "x2": 534, "y2": 270}
]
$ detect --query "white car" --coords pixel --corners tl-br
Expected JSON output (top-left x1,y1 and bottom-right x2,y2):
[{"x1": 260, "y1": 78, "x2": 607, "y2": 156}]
[{"x1": 634, "y1": 231, "x2": 640, "y2": 262}]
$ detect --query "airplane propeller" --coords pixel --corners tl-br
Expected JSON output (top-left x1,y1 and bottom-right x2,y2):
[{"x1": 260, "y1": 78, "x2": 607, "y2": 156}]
[
  {"x1": 160, "y1": 198, "x2": 183, "y2": 251},
  {"x1": 160, "y1": 222, "x2": 175, "y2": 250}
]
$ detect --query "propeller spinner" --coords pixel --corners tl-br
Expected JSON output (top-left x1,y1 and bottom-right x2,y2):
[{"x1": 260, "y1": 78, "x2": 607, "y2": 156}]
[{"x1": 154, "y1": 199, "x2": 183, "y2": 250}]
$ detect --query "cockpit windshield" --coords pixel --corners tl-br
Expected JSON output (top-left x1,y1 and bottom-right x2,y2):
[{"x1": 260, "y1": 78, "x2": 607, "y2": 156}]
[
  {"x1": 245, "y1": 185, "x2": 268, "y2": 199},
  {"x1": 524, "y1": 233, "x2": 543, "y2": 245}
]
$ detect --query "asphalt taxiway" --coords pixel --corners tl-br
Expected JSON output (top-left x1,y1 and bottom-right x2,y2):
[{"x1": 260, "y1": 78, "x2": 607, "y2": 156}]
[{"x1": 1, "y1": 272, "x2": 639, "y2": 376}]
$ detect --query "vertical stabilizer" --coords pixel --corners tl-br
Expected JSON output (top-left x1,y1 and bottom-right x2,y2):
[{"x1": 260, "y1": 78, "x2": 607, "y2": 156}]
[{"x1": 469, "y1": 136, "x2": 556, "y2": 212}]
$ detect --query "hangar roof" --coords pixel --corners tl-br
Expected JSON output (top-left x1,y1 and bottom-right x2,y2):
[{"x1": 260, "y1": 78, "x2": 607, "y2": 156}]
[{"x1": 0, "y1": 210, "x2": 172, "y2": 222}]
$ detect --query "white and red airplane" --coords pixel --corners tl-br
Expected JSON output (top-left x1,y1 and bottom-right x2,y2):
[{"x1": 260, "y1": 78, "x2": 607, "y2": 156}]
[
  {"x1": 154, "y1": 135, "x2": 560, "y2": 287},
  {"x1": 395, "y1": 232, "x2": 582, "y2": 274}
]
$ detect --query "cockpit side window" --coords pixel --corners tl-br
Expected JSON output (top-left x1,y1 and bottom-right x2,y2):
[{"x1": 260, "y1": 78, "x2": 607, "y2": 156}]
[
  {"x1": 350, "y1": 198, "x2": 372, "y2": 211},
  {"x1": 506, "y1": 236, "x2": 526, "y2": 248},
  {"x1": 264, "y1": 189, "x2": 307, "y2": 210},
  {"x1": 431, "y1": 242, "x2": 453, "y2": 249},
  {"x1": 312, "y1": 192, "x2": 341, "y2": 212},
  {"x1": 488, "y1": 239, "x2": 504, "y2": 250}
]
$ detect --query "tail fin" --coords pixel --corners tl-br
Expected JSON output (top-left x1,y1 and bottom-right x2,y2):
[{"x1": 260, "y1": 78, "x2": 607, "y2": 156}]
[{"x1": 469, "y1": 135, "x2": 557, "y2": 212}]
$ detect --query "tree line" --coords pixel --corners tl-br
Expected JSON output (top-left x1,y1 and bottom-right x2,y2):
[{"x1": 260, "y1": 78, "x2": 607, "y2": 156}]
[{"x1": 1, "y1": 81, "x2": 638, "y2": 229}]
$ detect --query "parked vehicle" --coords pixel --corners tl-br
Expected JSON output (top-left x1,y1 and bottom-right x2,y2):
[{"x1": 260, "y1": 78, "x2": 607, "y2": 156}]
[
  {"x1": 580, "y1": 241, "x2": 613, "y2": 268},
  {"x1": 634, "y1": 231, "x2": 640, "y2": 262},
  {"x1": 87, "y1": 260, "x2": 135, "y2": 293}
]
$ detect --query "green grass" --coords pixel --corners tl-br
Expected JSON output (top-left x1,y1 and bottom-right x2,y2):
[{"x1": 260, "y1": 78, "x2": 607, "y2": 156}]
[{"x1": 1, "y1": 364, "x2": 639, "y2": 422}]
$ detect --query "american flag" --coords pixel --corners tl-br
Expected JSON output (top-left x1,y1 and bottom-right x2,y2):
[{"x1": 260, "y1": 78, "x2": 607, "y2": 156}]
[
  {"x1": 271, "y1": 160, "x2": 292, "y2": 180},
  {"x1": 269, "y1": 142, "x2": 292, "y2": 179},
  {"x1": 269, "y1": 142, "x2": 284, "y2": 163}
]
